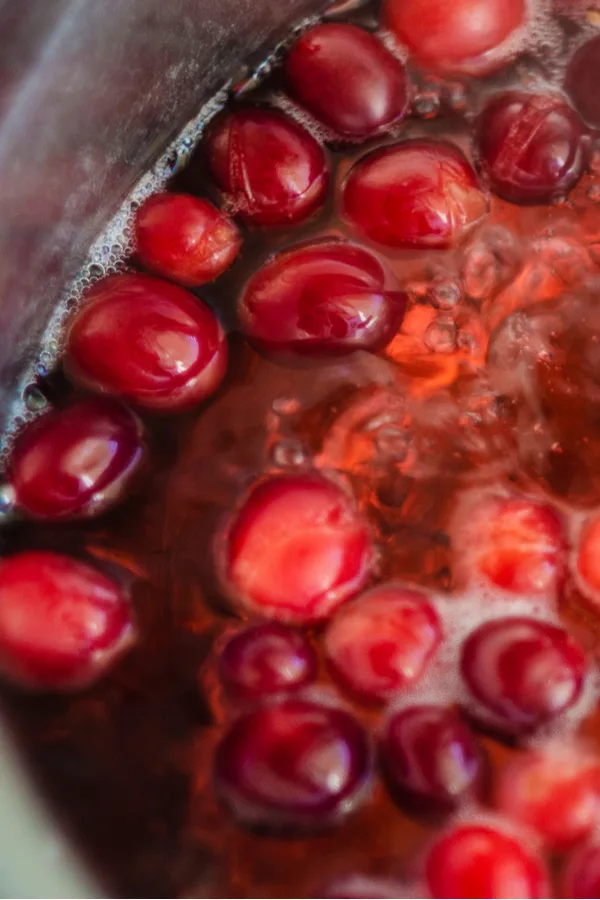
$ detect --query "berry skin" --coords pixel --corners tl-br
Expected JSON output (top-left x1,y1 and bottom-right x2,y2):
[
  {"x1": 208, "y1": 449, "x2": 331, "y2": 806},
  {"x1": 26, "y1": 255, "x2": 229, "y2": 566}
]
[
  {"x1": 8, "y1": 396, "x2": 145, "y2": 520},
  {"x1": 285, "y1": 23, "x2": 409, "y2": 139},
  {"x1": 134, "y1": 192, "x2": 241, "y2": 286},
  {"x1": 0, "y1": 551, "x2": 134, "y2": 691}
]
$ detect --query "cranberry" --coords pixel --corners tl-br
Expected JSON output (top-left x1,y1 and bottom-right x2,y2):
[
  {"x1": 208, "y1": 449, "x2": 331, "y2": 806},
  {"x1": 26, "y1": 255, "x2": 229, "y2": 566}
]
[
  {"x1": 477, "y1": 92, "x2": 586, "y2": 204},
  {"x1": 285, "y1": 23, "x2": 409, "y2": 139},
  {"x1": 0, "y1": 551, "x2": 134, "y2": 691},
  {"x1": 219, "y1": 473, "x2": 373, "y2": 624},
  {"x1": 205, "y1": 107, "x2": 329, "y2": 226},
  {"x1": 562, "y1": 840, "x2": 600, "y2": 898},
  {"x1": 565, "y1": 35, "x2": 600, "y2": 129},
  {"x1": 384, "y1": 0, "x2": 526, "y2": 75},
  {"x1": 450, "y1": 492, "x2": 565, "y2": 597},
  {"x1": 424, "y1": 823, "x2": 548, "y2": 899},
  {"x1": 238, "y1": 240, "x2": 407, "y2": 358},
  {"x1": 342, "y1": 140, "x2": 487, "y2": 249},
  {"x1": 8, "y1": 396, "x2": 145, "y2": 520},
  {"x1": 134, "y1": 192, "x2": 241, "y2": 286},
  {"x1": 575, "y1": 513, "x2": 600, "y2": 604},
  {"x1": 324, "y1": 584, "x2": 441, "y2": 704},
  {"x1": 381, "y1": 705, "x2": 484, "y2": 812},
  {"x1": 219, "y1": 623, "x2": 317, "y2": 700},
  {"x1": 214, "y1": 697, "x2": 371, "y2": 828},
  {"x1": 495, "y1": 745, "x2": 600, "y2": 851},
  {"x1": 65, "y1": 273, "x2": 227, "y2": 412},
  {"x1": 461, "y1": 617, "x2": 586, "y2": 734}
]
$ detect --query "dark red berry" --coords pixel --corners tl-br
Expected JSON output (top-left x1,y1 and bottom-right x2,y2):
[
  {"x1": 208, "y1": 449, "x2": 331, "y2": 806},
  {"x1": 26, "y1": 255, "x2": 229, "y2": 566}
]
[
  {"x1": 478, "y1": 92, "x2": 586, "y2": 204},
  {"x1": 285, "y1": 23, "x2": 409, "y2": 139},
  {"x1": 214, "y1": 697, "x2": 371, "y2": 828},
  {"x1": 205, "y1": 107, "x2": 329, "y2": 226},
  {"x1": 219, "y1": 623, "x2": 317, "y2": 700},
  {"x1": 0, "y1": 551, "x2": 134, "y2": 691},
  {"x1": 562, "y1": 839, "x2": 600, "y2": 898},
  {"x1": 8, "y1": 396, "x2": 145, "y2": 520},
  {"x1": 219, "y1": 472, "x2": 373, "y2": 624},
  {"x1": 450, "y1": 492, "x2": 566, "y2": 597},
  {"x1": 424, "y1": 823, "x2": 548, "y2": 899},
  {"x1": 324, "y1": 584, "x2": 441, "y2": 704},
  {"x1": 461, "y1": 617, "x2": 587, "y2": 734},
  {"x1": 496, "y1": 745, "x2": 600, "y2": 851},
  {"x1": 381, "y1": 705, "x2": 484, "y2": 812},
  {"x1": 134, "y1": 192, "x2": 241, "y2": 286},
  {"x1": 565, "y1": 35, "x2": 600, "y2": 129},
  {"x1": 238, "y1": 240, "x2": 407, "y2": 358},
  {"x1": 342, "y1": 140, "x2": 487, "y2": 249},
  {"x1": 384, "y1": 0, "x2": 526, "y2": 75},
  {"x1": 65, "y1": 273, "x2": 227, "y2": 412}
]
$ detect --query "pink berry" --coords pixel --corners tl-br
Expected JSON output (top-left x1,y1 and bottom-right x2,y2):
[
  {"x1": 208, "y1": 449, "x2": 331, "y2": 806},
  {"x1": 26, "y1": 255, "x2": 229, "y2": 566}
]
[
  {"x1": 285, "y1": 23, "x2": 409, "y2": 139},
  {"x1": 214, "y1": 697, "x2": 371, "y2": 828},
  {"x1": 381, "y1": 705, "x2": 484, "y2": 812},
  {"x1": 238, "y1": 240, "x2": 407, "y2": 358},
  {"x1": 461, "y1": 617, "x2": 587, "y2": 734},
  {"x1": 562, "y1": 839, "x2": 600, "y2": 898},
  {"x1": 205, "y1": 107, "x2": 329, "y2": 226},
  {"x1": 324, "y1": 584, "x2": 441, "y2": 704},
  {"x1": 575, "y1": 513, "x2": 600, "y2": 605},
  {"x1": 496, "y1": 745, "x2": 600, "y2": 851},
  {"x1": 451, "y1": 492, "x2": 565, "y2": 597},
  {"x1": 565, "y1": 35, "x2": 600, "y2": 129},
  {"x1": 342, "y1": 140, "x2": 487, "y2": 249},
  {"x1": 384, "y1": 0, "x2": 526, "y2": 75},
  {"x1": 477, "y1": 92, "x2": 586, "y2": 204},
  {"x1": 219, "y1": 623, "x2": 317, "y2": 700},
  {"x1": 8, "y1": 396, "x2": 145, "y2": 520},
  {"x1": 65, "y1": 273, "x2": 227, "y2": 412},
  {"x1": 218, "y1": 473, "x2": 373, "y2": 624},
  {"x1": 0, "y1": 551, "x2": 134, "y2": 691},
  {"x1": 424, "y1": 823, "x2": 548, "y2": 899},
  {"x1": 134, "y1": 192, "x2": 241, "y2": 286}
]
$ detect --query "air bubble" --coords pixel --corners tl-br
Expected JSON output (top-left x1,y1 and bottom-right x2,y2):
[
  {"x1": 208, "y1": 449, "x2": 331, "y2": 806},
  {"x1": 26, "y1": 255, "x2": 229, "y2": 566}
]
[
  {"x1": 428, "y1": 278, "x2": 462, "y2": 310},
  {"x1": 0, "y1": 484, "x2": 16, "y2": 523},
  {"x1": 424, "y1": 318, "x2": 458, "y2": 354},
  {"x1": 271, "y1": 397, "x2": 301, "y2": 417},
  {"x1": 23, "y1": 385, "x2": 49, "y2": 412},
  {"x1": 270, "y1": 438, "x2": 309, "y2": 469},
  {"x1": 413, "y1": 90, "x2": 441, "y2": 119},
  {"x1": 88, "y1": 263, "x2": 104, "y2": 279}
]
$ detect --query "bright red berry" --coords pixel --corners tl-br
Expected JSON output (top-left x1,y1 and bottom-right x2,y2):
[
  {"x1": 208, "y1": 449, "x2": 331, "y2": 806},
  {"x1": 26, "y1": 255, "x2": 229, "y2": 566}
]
[
  {"x1": 342, "y1": 140, "x2": 487, "y2": 249},
  {"x1": 285, "y1": 23, "x2": 409, "y2": 139},
  {"x1": 478, "y1": 92, "x2": 586, "y2": 204},
  {"x1": 205, "y1": 107, "x2": 329, "y2": 226},
  {"x1": 0, "y1": 551, "x2": 134, "y2": 691},
  {"x1": 134, "y1": 192, "x2": 241, "y2": 286},
  {"x1": 218, "y1": 472, "x2": 373, "y2": 624},
  {"x1": 384, "y1": 0, "x2": 526, "y2": 75},
  {"x1": 65, "y1": 273, "x2": 227, "y2": 412},
  {"x1": 8, "y1": 396, "x2": 145, "y2": 520},
  {"x1": 324, "y1": 584, "x2": 441, "y2": 704},
  {"x1": 238, "y1": 240, "x2": 407, "y2": 358},
  {"x1": 574, "y1": 513, "x2": 600, "y2": 606}
]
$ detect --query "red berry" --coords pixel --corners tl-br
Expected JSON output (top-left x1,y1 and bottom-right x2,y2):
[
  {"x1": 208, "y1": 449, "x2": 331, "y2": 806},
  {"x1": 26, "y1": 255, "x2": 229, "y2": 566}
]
[
  {"x1": 219, "y1": 473, "x2": 373, "y2": 624},
  {"x1": 324, "y1": 584, "x2": 441, "y2": 704},
  {"x1": 214, "y1": 697, "x2": 371, "y2": 828},
  {"x1": 205, "y1": 107, "x2": 329, "y2": 226},
  {"x1": 285, "y1": 23, "x2": 409, "y2": 139},
  {"x1": 219, "y1": 623, "x2": 317, "y2": 700},
  {"x1": 8, "y1": 396, "x2": 145, "y2": 520},
  {"x1": 384, "y1": 0, "x2": 526, "y2": 75},
  {"x1": 496, "y1": 745, "x2": 600, "y2": 851},
  {"x1": 0, "y1": 551, "x2": 134, "y2": 691},
  {"x1": 478, "y1": 92, "x2": 586, "y2": 204},
  {"x1": 575, "y1": 513, "x2": 600, "y2": 605},
  {"x1": 342, "y1": 140, "x2": 487, "y2": 249},
  {"x1": 562, "y1": 840, "x2": 600, "y2": 899},
  {"x1": 451, "y1": 492, "x2": 565, "y2": 597},
  {"x1": 381, "y1": 705, "x2": 484, "y2": 812},
  {"x1": 238, "y1": 240, "x2": 407, "y2": 358},
  {"x1": 565, "y1": 35, "x2": 600, "y2": 129},
  {"x1": 461, "y1": 617, "x2": 586, "y2": 734},
  {"x1": 134, "y1": 192, "x2": 241, "y2": 287},
  {"x1": 65, "y1": 273, "x2": 227, "y2": 412},
  {"x1": 424, "y1": 822, "x2": 548, "y2": 899}
]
